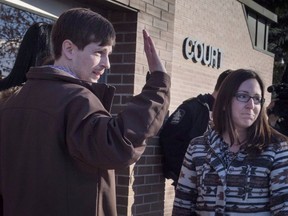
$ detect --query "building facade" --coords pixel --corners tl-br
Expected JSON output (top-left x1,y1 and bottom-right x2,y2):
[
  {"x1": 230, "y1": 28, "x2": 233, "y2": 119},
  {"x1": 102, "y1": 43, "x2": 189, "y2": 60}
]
[{"x1": 0, "y1": 0, "x2": 277, "y2": 215}]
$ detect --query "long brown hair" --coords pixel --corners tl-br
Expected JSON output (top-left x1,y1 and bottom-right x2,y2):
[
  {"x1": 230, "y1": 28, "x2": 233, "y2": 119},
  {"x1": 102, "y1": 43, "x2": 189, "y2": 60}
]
[
  {"x1": 0, "y1": 22, "x2": 53, "y2": 91},
  {"x1": 213, "y1": 69, "x2": 287, "y2": 154}
]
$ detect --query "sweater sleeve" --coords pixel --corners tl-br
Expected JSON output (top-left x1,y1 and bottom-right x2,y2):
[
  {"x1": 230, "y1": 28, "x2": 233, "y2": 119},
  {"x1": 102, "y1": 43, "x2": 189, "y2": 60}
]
[
  {"x1": 172, "y1": 142, "x2": 198, "y2": 216},
  {"x1": 270, "y1": 141, "x2": 288, "y2": 215}
]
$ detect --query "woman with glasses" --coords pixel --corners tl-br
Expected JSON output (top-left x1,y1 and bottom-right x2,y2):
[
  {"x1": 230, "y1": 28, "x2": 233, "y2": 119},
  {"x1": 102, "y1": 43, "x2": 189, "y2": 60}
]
[{"x1": 172, "y1": 69, "x2": 288, "y2": 216}]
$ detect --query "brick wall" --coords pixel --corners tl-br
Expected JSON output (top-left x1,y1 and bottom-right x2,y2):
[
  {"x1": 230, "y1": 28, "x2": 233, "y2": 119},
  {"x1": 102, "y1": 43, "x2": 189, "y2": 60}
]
[
  {"x1": 107, "y1": 1, "x2": 176, "y2": 214},
  {"x1": 109, "y1": 0, "x2": 274, "y2": 113},
  {"x1": 107, "y1": 10, "x2": 138, "y2": 114},
  {"x1": 116, "y1": 137, "x2": 175, "y2": 216},
  {"x1": 170, "y1": 0, "x2": 274, "y2": 111},
  {"x1": 107, "y1": 0, "x2": 175, "y2": 114},
  {"x1": 130, "y1": 0, "x2": 175, "y2": 95}
]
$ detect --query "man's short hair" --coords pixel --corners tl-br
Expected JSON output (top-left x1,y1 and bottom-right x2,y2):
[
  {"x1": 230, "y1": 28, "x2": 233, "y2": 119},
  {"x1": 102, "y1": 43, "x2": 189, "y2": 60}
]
[
  {"x1": 214, "y1": 69, "x2": 232, "y2": 91},
  {"x1": 51, "y1": 8, "x2": 116, "y2": 60}
]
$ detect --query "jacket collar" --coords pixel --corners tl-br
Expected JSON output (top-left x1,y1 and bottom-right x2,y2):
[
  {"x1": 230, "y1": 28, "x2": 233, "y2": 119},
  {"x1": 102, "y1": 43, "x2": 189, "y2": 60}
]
[
  {"x1": 205, "y1": 130, "x2": 228, "y2": 185},
  {"x1": 205, "y1": 129, "x2": 248, "y2": 185},
  {"x1": 26, "y1": 66, "x2": 116, "y2": 111},
  {"x1": 196, "y1": 93, "x2": 214, "y2": 111}
]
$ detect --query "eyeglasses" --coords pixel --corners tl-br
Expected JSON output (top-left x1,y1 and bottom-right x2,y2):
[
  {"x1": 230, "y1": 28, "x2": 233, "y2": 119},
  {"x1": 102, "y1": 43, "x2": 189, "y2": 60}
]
[{"x1": 234, "y1": 93, "x2": 265, "y2": 105}]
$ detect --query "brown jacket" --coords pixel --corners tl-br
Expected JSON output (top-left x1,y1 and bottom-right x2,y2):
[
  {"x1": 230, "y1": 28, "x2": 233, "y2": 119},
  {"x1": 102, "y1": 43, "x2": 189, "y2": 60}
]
[{"x1": 0, "y1": 66, "x2": 170, "y2": 216}]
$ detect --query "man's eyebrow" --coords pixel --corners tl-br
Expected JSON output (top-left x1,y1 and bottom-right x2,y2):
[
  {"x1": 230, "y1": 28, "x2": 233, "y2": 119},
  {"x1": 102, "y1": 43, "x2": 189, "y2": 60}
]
[{"x1": 95, "y1": 46, "x2": 112, "y2": 53}]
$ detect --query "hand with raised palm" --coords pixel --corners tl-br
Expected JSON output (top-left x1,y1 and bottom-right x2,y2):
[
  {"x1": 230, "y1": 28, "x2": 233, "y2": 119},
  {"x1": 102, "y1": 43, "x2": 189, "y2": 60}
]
[{"x1": 143, "y1": 29, "x2": 167, "y2": 73}]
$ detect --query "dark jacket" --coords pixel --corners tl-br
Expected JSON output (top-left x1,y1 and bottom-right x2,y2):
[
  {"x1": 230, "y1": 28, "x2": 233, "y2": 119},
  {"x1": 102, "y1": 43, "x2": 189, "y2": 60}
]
[
  {"x1": 159, "y1": 94, "x2": 214, "y2": 186},
  {"x1": 0, "y1": 66, "x2": 170, "y2": 216}
]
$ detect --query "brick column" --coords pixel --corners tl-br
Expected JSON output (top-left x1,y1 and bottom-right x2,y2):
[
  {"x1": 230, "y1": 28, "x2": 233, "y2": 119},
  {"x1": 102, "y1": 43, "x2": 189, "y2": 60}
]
[{"x1": 116, "y1": 137, "x2": 175, "y2": 216}]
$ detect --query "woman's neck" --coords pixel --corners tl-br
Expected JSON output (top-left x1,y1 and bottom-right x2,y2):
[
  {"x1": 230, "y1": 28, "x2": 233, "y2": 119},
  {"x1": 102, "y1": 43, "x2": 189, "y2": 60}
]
[{"x1": 222, "y1": 130, "x2": 247, "y2": 152}]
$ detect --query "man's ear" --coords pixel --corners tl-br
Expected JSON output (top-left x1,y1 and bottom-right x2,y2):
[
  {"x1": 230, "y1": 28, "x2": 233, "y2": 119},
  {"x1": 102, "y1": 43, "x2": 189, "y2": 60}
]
[{"x1": 62, "y1": 39, "x2": 75, "y2": 60}]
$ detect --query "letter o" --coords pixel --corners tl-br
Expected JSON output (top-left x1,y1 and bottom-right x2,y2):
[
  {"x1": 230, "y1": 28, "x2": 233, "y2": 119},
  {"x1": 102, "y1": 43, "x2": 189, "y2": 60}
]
[{"x1": 193, "y1": 40, "x2": 203, "y2": 62}]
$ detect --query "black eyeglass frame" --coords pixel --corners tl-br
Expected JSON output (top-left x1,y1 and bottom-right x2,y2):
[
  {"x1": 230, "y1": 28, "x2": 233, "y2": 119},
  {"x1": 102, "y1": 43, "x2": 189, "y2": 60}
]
[{"x1": 234, "y1": 92, "x2": 265, "y2": 105}]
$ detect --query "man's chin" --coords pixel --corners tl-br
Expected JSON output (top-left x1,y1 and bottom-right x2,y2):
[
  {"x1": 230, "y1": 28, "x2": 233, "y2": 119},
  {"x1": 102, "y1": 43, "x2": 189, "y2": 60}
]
[
  {"x1": 90, "y1": 74, "x2": 101, "y2": 83},
  {"x1": 90, "y1": 78, "x2": 99, "y2": 83},
  {"x1": 81, "y1": 75, "x2": 99, "y2": 83}
]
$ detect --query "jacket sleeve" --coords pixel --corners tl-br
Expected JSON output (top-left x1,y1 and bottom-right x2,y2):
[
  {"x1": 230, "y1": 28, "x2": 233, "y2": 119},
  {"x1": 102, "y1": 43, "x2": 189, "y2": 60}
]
[
  {"x1": 159, "y1": 99, "x2": 202, "y2": 181},
  {"x1": 172, "y1": 142, "x2": 197, "y2": 216},
  {"x1": 66, "y1": 71, "x2": 170, "y2": 170},
  {"x1": 160, "y1": 101, "x2": 197, "y2": 144},
  {"x1": 270, "y1": 141, "x2": 288, "y2": 215}
]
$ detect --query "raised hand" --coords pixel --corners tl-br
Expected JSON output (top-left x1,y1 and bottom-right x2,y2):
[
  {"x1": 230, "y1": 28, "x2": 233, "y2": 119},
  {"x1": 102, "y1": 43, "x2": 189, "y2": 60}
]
[{"x1": 143, "y1": 29, "x2": 166, "y2": 73}]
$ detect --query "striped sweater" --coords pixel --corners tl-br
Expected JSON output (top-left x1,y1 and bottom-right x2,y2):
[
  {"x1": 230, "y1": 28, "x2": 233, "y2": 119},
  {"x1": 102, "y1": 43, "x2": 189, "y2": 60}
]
[{"x1": 173, "y1": 129, "x2": 288, "y2": 216}]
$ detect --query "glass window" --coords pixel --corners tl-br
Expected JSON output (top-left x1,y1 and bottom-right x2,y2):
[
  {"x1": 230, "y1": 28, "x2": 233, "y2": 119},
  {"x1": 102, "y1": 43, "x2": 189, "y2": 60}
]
[
  {"x1": 245, "y1": 7, "x2": 270, "y2": 53},
  {"x1": 0, "y1": 3, "x2": 53, "y2": 77}
]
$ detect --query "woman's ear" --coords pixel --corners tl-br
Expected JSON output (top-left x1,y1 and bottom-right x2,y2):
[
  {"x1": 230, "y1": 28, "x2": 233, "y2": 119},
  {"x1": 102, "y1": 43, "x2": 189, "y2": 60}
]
[{"x1": 62, "y1": 39, "x2": 75, "y2": 60}]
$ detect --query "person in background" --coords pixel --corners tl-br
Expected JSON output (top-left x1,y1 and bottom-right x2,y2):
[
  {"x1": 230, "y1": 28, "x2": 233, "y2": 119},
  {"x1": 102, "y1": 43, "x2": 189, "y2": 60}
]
[
  {"x1": 0, "y1": 22, "x2": 53, "y2": 92},
  {"x1": 266, "y1": 65, "x2": 288, "y2": 136},
  {"x1": 267, "y1": 98, "x2": 288, "y2": 136},
  {"x1": 173, "y1": 69, "x2": 288, "y2": 215},
  {"x1": 159, "y1": 69, "x2": 231, "y2": 187},
  {"x1": 0, "y1": 8, "x2": 170, "y2": 216}
]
